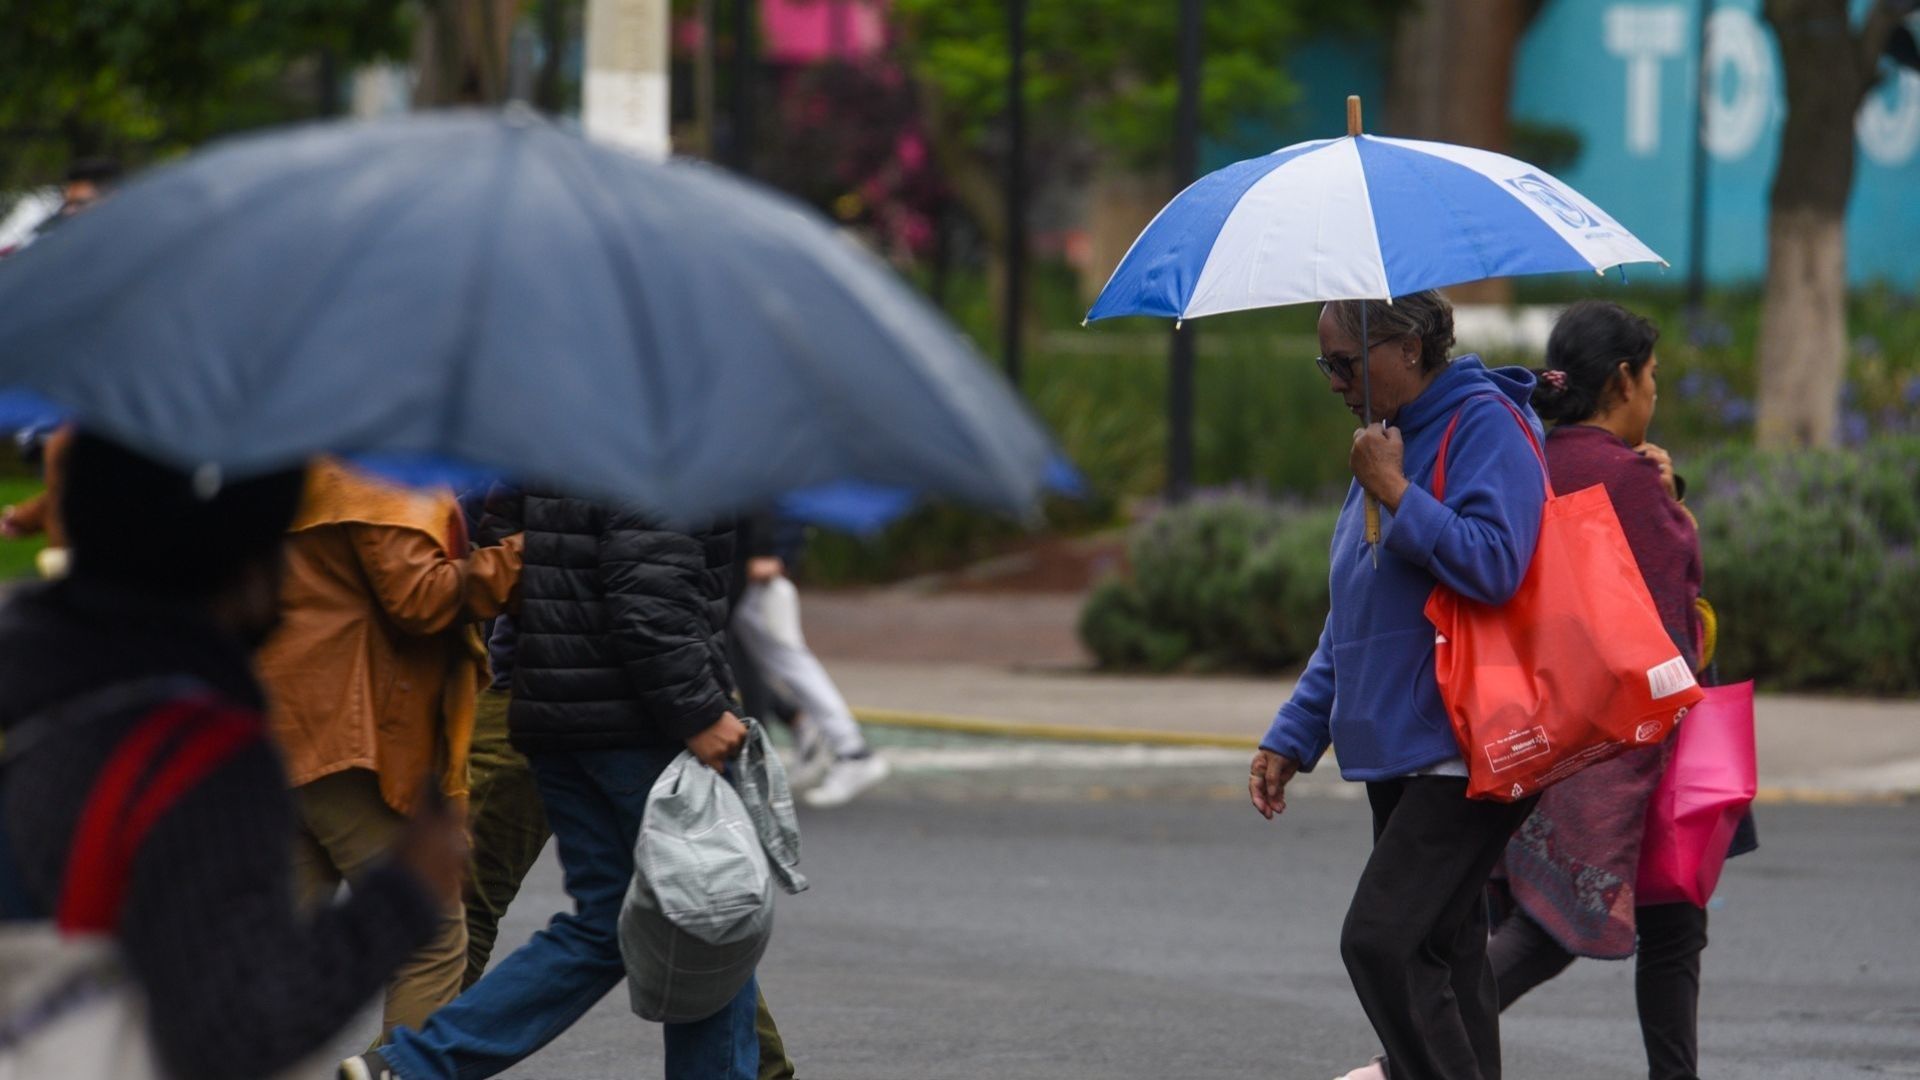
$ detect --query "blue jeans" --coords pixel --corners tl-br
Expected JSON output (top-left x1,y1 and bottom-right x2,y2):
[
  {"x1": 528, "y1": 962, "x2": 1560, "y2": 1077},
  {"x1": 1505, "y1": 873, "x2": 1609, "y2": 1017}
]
[{"x1": 381, "y1": 746, "x2": 760, "y2": 1080}]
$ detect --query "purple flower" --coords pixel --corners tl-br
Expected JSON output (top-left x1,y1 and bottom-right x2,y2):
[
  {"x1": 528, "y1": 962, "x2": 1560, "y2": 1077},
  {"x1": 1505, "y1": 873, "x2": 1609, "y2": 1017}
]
[{"x1": 1842, "y1": 410, "x2": 1871, "y2": 446}]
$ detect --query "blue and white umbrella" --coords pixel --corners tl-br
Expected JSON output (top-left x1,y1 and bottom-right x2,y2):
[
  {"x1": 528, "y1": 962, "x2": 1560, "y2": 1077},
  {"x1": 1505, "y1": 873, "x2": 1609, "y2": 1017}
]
[{"x1": 1086, "y1": 134, "x2": 1664, "y2": 324}]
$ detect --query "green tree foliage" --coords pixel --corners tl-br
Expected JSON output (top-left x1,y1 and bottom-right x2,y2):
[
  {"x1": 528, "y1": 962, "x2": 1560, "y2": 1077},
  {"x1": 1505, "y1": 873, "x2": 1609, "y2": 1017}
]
[
  {"x1": 0, "y1": 0, "x2": 415, "y2": 185},
  {"x1": 1079, "y1": 496, "x2": 1336, "y2": 673},
  {"x1": 893, "y1": 0, "x2": 1393, "y2": 171}
]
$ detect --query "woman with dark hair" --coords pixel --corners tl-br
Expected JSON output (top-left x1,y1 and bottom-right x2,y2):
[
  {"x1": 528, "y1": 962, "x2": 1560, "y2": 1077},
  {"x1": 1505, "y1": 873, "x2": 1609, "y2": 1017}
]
[
  {"x1": 1486, "y1": 299, "x2": 1714, "y2": 1080},
  {"x1": 1252, "y1": 289, "x2": 1549, "y2": 1080}
]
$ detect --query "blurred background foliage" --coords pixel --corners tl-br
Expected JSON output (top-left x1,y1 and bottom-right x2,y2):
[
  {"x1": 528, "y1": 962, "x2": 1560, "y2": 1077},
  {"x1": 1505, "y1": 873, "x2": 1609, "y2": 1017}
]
[{"x1": 2, "y1": 0, "x2": 1916, "y2": 696}]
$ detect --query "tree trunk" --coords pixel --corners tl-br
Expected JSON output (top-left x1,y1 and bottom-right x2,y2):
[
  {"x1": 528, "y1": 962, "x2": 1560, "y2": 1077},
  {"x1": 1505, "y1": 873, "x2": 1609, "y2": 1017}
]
[
  {"x1": 413, "y1": 0, "x2": 522, "y2": 107},
  {"x1": 1754, "y1": 0, "x2": 1902, "y2": 447},
  {"x1": 915, "y1": 83, "x2": 1032, "y2": 338},
  {"x1": 1756, "y1": 209, "x2": 1847, "y2": 446},
  {"x1": 1080, "y1": 167, "x2": 1174, "y2": 304},
  {"x1": 1385, "y1": 0, "x2": 1531, "y2": 306}
]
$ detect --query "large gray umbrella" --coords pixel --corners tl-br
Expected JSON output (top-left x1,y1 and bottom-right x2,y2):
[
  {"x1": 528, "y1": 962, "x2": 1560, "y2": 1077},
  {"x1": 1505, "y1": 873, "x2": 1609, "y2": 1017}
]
[{"x1": 0, "y1": 109, "x2": 1056, "y2": 517}]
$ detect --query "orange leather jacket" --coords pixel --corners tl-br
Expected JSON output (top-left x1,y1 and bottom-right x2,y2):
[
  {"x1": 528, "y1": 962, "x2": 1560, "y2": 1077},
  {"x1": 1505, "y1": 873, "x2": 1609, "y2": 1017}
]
[{"x1": 256, "y1": 460, "x2": 522, "y2": 814}]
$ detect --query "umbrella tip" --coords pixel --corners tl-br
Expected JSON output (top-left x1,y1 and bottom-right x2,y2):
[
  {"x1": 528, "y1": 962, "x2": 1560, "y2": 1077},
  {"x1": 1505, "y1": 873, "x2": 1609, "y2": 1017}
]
[
  {"x1": 1347, "y1": 95, "x2": 1363, "y2": 137},
  {"x1": 1079, "y1": 317, "x2": 1089, "y2": 328}
]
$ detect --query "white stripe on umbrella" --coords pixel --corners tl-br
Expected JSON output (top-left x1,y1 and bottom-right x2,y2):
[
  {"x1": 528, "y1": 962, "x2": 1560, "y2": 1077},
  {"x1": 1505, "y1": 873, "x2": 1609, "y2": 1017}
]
[{"x1": 1185, "y1": 137, "x2": 1389, "y2": 319}]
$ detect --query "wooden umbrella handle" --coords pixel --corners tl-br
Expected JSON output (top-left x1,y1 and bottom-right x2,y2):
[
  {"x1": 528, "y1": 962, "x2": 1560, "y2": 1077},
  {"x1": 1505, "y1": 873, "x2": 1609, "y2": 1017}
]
[{"x1": 1351, "y1": 93, "x2": 1378, "y2": 561}]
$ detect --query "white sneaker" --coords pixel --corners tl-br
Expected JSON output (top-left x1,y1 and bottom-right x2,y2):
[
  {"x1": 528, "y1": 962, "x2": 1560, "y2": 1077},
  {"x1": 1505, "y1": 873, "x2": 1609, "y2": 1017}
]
[
  {"x1": 787, "y1": 724, "x2": 833, "y2": 792},
  {"x1": 801, "y1": 755, "x2": 891, "y2": 808},
  {"x1": 338, "y1": 1050, "x2": 399, "y2": 1080}
]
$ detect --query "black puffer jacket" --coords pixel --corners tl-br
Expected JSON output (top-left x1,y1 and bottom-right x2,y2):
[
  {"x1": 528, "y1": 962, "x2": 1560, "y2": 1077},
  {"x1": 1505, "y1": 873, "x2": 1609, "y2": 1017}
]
[{"x1": 488, "y1": 490, "x2": 737, "y2": 753}]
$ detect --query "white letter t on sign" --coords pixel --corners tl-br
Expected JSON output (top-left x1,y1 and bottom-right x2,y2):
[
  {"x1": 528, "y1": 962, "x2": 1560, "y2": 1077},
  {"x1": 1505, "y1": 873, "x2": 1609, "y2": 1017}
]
[{"x1": 1605, "y1": 4, "x2": 1688, "y2": 157}]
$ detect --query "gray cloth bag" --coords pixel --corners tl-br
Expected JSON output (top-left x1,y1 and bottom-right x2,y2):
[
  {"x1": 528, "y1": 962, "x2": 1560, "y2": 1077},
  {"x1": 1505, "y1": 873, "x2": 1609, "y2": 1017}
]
[{"x1": 619, "y1": 719, "x2": 807, "y2": 1023}]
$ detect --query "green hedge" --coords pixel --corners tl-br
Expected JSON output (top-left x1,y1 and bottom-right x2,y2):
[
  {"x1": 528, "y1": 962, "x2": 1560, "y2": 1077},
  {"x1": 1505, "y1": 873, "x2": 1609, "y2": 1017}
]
[
  {"x1": 1078, "y1": 495, "x2": 1336, "y2": 673},
  {"x1": 1688, "y1": 437, "x2": 1920, "y2": 694},
  {"x1": 1080, "y1": 438, "x2": 1920, "y2": 694}
]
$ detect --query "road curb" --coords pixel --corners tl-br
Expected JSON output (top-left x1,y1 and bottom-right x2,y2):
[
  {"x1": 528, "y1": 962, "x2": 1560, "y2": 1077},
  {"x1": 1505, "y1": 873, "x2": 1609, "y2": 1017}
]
[
  {"x1": 854, "y1": 707, "x2": 1255, "y2": 750},
  {"x1": 855, "y1": 708, "x2": 1919, "y2": 806}
]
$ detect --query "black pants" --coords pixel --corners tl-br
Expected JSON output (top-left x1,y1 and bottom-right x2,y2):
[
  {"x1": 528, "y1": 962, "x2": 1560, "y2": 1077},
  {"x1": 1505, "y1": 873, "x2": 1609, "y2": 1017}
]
[
  {"x1": 1343, "y1": 777, "x2": 1538, "y2": 1080},
  {"x1": 1488, "y1": 902, "x2": 1709, "y2": 1080}
]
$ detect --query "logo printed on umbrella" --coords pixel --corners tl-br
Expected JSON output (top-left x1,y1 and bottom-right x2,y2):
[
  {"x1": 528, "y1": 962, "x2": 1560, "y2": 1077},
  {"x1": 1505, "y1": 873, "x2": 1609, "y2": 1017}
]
[{"x1": 1506, "y1": 173, "x2": 1600, "y2": 229}]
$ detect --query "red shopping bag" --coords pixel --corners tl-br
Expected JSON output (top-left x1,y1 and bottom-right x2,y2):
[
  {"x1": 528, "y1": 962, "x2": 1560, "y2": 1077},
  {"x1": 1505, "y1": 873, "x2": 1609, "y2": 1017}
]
[
  {"x1": 1424, "y1": 398, "x2": 1705, "y2": 802},
  {"x1": 1636, "y1": 682, "x2": 1758, "y2": 906}
]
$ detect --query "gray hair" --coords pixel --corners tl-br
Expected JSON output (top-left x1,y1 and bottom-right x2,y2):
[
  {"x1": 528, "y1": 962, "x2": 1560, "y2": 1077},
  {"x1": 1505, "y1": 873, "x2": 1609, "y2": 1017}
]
[{"x1": 1324, "y1": 290, "x2": 1457, "y2": 372}]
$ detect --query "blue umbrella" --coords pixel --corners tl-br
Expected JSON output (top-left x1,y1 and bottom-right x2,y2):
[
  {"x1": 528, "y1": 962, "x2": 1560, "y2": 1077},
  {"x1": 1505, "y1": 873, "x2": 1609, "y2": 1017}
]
[
  {"x1": 0, "y1": 109, "x2": 1059, "y2": 520},
  {"x1": 780, "y1": 455, "x2": 1086, "y2": 535}
]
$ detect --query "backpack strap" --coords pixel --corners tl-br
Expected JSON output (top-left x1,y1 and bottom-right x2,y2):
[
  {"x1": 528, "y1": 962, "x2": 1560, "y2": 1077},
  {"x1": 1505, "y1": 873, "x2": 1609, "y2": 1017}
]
[
  {"x1": 54, "y1": 698, "x2": 259, "y2": 934},
  {"x1": 1431, "y1": 394, "x2": 1552, "y2": 503}
]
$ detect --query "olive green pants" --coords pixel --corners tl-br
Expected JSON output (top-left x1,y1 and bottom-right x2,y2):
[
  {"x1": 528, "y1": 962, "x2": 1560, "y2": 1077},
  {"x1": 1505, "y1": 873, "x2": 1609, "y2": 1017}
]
[{"x1": 292, "y1": 768, "x2": 468, "y2": 1040}]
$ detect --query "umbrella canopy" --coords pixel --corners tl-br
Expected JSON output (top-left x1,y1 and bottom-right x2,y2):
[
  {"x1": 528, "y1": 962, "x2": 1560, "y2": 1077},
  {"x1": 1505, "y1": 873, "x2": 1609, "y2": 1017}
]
[
  {"x1": 0, "y1": 110, "x2": 1057, "y2": 519},
  {"x1": 1086, "y1": 134, "x2": 1664, "y2": 323}
]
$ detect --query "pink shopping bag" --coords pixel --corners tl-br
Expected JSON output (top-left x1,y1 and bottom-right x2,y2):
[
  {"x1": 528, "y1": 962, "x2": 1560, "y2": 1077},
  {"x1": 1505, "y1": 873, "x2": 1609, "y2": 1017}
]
[{"x1": 1636, "y1": 681, "x2": 1758, "y2": 906}]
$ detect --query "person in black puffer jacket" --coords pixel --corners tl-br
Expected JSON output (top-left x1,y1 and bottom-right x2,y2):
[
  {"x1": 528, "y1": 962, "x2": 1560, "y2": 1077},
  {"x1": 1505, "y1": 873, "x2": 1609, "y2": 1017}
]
[
  {"x1": 361, "y1": 489, "x2": 765, "y2": 1080},
  {"x1": 503, "y1": 490, "x2": 739, "y2": 753}
]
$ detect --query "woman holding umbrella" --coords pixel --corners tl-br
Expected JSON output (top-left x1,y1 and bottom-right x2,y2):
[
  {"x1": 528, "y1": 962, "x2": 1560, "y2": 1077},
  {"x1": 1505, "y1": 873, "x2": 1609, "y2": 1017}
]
[{"x1": 1249, "y1": 289, "x2": 1549, "y2": 1080}]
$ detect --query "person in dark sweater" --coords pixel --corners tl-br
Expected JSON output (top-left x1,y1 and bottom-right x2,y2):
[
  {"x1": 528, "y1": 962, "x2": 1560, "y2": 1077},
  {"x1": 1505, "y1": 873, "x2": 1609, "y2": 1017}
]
[
  {"x1": 1483, "y1": 301, "x2": 1728, "y2": 1080},
  {"x1": 0, "y1": 433, "x2": 467, "y2": 1080},
  {"x1": 356, "y1": 490, "x2": 761, "y2": 1080}
]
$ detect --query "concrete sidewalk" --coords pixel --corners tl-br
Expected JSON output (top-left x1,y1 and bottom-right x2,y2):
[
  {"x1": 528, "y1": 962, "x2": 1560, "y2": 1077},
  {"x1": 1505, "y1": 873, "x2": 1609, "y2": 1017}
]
[
  {"x1": 828, "y1": 660, "x2": 1920, "y2": 802},
  {"x1": 801, "y1": 589, "x2": 1920, "y2": 802}
]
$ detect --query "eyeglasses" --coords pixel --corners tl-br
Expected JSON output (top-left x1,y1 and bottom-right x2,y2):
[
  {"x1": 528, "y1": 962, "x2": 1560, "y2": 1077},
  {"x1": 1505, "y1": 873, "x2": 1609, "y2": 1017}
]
[{"x1": 1314, "y1": 337, "x2": 1401, "y2": 383}]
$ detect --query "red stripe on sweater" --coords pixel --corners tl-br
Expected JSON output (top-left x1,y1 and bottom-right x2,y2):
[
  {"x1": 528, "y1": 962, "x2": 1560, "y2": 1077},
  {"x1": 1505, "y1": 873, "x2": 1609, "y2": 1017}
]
[{"x1": 56, "y1": 701, "x2": 261, "y2": 933}]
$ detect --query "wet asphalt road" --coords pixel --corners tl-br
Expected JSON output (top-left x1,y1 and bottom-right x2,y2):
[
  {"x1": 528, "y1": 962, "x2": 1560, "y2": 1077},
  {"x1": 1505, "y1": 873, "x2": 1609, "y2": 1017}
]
[{"x1": 438, "y1": 748, "x2": 1920, "y2": 1080}]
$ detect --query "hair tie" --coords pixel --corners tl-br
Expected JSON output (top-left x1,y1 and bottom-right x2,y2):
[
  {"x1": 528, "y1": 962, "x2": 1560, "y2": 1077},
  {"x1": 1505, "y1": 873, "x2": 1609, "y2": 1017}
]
[{"x1": 1541, "y1": 369, "x2": 1568, "y2": 391}]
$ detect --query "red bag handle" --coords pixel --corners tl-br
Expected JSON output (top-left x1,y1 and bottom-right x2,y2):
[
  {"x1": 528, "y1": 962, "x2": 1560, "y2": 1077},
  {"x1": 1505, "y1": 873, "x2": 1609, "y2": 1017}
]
[
  {"x1": 56, "y1": 699, "x2": 260, "y2": 933},
  {"x1": 1431, "y1": 394, "x2": 1553, "y2": 503}
]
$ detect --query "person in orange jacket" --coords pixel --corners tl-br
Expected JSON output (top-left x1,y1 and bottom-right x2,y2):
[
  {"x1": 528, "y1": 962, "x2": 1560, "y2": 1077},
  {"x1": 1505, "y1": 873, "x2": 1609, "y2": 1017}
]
[{"x1": 255, "y1": 458, "x2": 522, "y2": 1037}]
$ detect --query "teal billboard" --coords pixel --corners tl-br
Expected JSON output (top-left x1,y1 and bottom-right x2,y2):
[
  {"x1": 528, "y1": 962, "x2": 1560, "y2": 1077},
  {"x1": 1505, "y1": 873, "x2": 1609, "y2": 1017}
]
[{"x1": 1513, "y1": 0, "x2": 1920, "y2": 286}]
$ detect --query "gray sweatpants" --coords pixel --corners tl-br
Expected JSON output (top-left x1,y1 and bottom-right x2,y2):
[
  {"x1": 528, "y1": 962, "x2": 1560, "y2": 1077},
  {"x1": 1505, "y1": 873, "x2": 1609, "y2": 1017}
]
[{"x1": 733, "y1": 576, "x2": 868, "y2": 759}]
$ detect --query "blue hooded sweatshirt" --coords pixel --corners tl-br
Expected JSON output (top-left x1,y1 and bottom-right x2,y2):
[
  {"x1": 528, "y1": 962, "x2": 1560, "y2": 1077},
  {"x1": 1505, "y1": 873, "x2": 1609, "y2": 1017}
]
[{"x1": 1261, "y1": 357, "x2": 1547, "y2": 782}]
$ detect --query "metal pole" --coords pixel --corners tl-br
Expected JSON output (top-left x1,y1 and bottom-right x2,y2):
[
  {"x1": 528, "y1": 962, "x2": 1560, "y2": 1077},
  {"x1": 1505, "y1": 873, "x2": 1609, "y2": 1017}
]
[
  {"x1": 536, "y1": 0, "x2": 567, "y2": 114},
  {"x1": 1003, "y1": 0, "x2": 1027, "y2": 388},
  {"x1": 1685, "y1": 0, "x2": 1712, "y2": 311},
  {"x1": 1351, "y1": 95, "x2": 1379, "y2": 566},
  {"x1": 694, "y1": 0, "x2": 716, "y2": 157},
  {"x1": 1167, "y1": 0, "x2": 1201, "y2": 504},
  {"x1": 728, "y1": 0, "x2": 754, "y2": 174}
]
